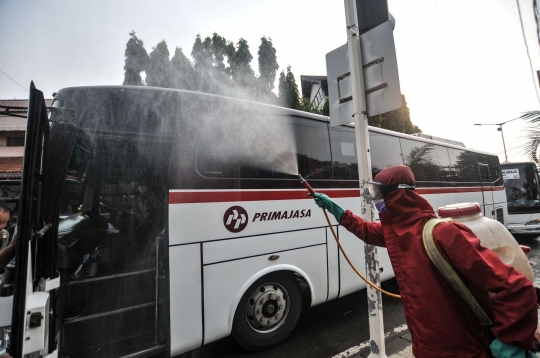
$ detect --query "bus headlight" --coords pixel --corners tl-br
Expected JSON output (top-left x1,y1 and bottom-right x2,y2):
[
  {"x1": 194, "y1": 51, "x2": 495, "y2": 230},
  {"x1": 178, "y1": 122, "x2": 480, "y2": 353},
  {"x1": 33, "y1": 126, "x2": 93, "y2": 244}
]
[{"x1": 525, "y1": 219, "x2": 540, "y2": 226}]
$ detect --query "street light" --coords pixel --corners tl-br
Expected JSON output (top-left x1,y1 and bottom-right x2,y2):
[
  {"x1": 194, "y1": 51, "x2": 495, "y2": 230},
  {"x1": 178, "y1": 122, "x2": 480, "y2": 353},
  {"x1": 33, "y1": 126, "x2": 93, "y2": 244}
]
[{"x1": 474, "y1": 117, "x2": 521, "y2": 163}]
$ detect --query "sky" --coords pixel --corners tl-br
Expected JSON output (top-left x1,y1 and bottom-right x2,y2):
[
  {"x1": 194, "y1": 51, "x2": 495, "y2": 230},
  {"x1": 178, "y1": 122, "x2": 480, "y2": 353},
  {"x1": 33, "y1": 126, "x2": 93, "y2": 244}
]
[{"x1": 1, "y1": 0, "x2": 539, "y2": 163}]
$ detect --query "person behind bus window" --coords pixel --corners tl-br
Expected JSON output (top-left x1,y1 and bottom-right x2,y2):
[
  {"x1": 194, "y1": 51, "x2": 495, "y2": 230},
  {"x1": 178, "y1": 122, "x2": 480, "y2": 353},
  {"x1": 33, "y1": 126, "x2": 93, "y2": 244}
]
[
  {"x1": 136, "y1": 185, "x2": 152, "y2": 228},
  {"x1": 312, "y1": 165, "x2": 537, "y2": 358},
  {"x1": 133, "y1": 183, "x2": 162, "y2": 254},
  {"x1": 521, "y1": 182, "x2": 530, "y2": 201},
  {"x1": 0, "y1": 200, "x2": 16, "y2": 272}
]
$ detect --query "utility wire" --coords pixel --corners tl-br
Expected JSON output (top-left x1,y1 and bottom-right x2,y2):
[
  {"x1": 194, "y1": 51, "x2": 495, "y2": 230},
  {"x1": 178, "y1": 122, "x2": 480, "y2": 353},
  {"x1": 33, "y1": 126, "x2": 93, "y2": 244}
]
[
  {"x1": 0, "y1": 69, "x2": 28, "y2": 93},
  {"x1": 516, "y1": 0, "x2": 540, "y2": 106}
]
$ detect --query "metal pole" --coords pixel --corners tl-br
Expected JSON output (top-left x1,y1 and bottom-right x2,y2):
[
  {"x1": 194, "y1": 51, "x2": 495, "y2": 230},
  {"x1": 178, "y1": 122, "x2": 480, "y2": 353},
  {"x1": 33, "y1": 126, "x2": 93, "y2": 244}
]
[
  {"x1": 344, "y1": 1, "x2": 386, "y2": 356},
  {"x1": 155, "y1": 235, "x2": 160, "y2": 343},
  {"x1": 498, "y1": 125, "x2": 508, "y2": 163}
]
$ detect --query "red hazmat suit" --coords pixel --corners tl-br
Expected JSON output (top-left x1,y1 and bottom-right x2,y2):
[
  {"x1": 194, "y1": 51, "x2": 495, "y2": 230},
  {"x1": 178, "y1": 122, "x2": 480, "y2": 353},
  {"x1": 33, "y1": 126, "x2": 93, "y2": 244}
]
[{"x1": 339, "y1": 165, "x2": 537, "y2": 357}]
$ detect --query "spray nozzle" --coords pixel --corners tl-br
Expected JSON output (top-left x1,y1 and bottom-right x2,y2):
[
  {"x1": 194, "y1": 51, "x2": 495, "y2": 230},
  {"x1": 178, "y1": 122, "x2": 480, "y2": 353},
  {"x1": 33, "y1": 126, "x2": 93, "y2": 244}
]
[{"x1": 298, "y1": 174, "x2": 315, "y2": 195}]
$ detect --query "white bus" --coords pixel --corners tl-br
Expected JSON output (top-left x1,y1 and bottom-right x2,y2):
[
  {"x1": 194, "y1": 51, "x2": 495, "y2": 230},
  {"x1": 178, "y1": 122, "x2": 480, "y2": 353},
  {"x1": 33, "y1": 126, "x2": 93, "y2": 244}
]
[
  {"x1": 501, "y1": 162, "x2": 540, "y2": 235},
  {"x1": 5, "y1": 84, "x2": 506, "y2": 357}
]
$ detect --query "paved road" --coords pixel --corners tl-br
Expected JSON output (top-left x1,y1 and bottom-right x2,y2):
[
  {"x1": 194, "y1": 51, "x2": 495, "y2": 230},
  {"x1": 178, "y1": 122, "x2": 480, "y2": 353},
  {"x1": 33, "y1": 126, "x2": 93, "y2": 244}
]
[
  {"x1": 515, "y1": 234, "x2": 540, "y2": 288},
  {"x1": 198, "y1": 234, "x2": 540, "y2": 358},
  {"x1": 200, "y1": 278, "x2": 407, "y2": 358}
]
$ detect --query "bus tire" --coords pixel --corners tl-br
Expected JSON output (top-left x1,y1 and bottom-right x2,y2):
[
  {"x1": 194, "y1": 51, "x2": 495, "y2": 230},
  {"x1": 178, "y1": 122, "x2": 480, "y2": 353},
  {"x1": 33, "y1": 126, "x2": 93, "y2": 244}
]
[{"x1": 231, "y1": 271, "x2": 303, "y2": 351}]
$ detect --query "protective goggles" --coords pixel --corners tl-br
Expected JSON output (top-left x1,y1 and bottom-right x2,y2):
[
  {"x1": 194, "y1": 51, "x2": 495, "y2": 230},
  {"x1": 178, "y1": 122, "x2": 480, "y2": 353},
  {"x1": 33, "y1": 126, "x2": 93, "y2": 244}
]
[{"x1": 366, "y1": 181, "x2": 416, "y2": 201}]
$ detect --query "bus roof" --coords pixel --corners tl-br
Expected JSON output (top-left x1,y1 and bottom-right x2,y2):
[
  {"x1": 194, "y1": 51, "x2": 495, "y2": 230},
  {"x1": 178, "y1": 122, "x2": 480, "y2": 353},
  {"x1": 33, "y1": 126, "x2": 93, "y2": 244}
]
[
  {"x1": 501, "y1": 162, "x2": 537, "y2": 167},
  {"x1": 56, "y1": 85, "x2": 499, "y2": 157}
]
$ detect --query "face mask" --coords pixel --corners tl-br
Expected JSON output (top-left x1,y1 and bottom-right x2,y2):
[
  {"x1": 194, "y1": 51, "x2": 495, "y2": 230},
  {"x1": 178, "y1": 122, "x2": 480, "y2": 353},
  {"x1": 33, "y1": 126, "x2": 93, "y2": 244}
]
[{"x1": 375, "y1": 200, "x2": 387, "y2": 213}]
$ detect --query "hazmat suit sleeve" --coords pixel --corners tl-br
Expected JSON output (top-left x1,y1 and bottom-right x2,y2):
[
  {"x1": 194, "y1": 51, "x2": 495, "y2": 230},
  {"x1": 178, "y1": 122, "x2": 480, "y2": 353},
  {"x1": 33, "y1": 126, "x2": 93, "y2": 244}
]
[
  {"x1": 433, "y1": 222, "x2": 537, "y2": 349},
  {"x1": 339, "y1": 210, "x2": 386, "y2": 247}
]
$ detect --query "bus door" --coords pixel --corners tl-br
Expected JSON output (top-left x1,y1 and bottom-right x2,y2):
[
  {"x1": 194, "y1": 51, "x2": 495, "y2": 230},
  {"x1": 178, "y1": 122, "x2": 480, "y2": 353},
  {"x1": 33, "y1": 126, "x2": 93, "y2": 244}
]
[
  {"x1": 10, "y1": 84, "x2": 108, "y2": 357},
  {"x1": 53, "y1": 134, "x2": 171, "y2": 358},
  {"x1": 11, "y1": 83, "x2": 53, "y2": 357},
  {"x1": 479, "y1": 163, "x2": 495, "y2": 218}
]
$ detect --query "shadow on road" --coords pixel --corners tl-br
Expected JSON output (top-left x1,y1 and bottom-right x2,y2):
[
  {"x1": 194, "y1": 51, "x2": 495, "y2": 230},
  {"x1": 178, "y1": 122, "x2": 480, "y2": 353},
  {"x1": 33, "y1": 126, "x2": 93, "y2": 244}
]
[{"x1": 200, "y1": 279, "x2": 405, "y2": 358}]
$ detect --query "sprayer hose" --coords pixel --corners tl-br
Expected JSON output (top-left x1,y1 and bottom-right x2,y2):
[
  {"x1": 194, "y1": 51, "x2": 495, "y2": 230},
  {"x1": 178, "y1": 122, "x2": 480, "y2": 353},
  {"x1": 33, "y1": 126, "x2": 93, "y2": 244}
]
[{"x1": 322, "y1": 208, "x2": 401, "y2": 299}]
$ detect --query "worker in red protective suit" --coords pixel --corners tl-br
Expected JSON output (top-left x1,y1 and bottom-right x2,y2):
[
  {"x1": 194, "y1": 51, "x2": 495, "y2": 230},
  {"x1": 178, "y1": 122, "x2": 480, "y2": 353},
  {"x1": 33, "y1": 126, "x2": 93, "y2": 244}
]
[{"x1": 313, "y1": 165, "x2": 537, "y2": 358}]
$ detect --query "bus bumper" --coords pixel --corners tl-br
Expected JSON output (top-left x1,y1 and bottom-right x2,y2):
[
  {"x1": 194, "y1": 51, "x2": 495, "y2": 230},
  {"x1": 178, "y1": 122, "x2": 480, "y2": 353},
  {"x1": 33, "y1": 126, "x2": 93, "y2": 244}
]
[{"x1": 508, "y1": 223, "x2": 540, "y2": 235}]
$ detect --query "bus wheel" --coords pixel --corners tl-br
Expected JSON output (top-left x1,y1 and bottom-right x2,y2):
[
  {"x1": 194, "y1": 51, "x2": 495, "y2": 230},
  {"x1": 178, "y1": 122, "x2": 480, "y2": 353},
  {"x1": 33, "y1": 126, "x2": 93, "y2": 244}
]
[{"x1": 231, "y1": 272, "x2": 303, "y2": 351}]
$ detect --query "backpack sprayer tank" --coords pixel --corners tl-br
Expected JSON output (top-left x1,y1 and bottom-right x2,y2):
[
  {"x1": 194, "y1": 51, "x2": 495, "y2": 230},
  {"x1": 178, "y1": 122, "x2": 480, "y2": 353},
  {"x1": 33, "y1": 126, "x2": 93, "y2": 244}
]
[{"x1": 438, "y1": 202, "x2": 534, "y2": 283}]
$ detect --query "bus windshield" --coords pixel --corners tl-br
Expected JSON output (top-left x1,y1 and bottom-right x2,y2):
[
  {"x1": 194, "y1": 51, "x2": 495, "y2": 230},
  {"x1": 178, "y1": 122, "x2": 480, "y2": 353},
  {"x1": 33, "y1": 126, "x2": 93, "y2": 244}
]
[{"x1": 502, "y1": 163, "x2": 540, "y2": 213}]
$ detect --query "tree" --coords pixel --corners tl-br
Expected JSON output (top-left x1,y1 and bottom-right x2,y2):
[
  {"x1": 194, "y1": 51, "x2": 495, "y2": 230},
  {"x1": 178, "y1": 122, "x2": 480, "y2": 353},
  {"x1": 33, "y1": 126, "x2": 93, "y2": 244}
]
[
  {"x1": 171, "y1": 47, "x2": 194, "y2": 90},
  {"x1": 299, "y1": 97, "x2": 328, "y2": 116},
  {"x1": 278, "y1": 66, "x2": 300, "y2": 110},
  {"x1": 211, "y1": 33, "x2": 228, "y2": 72},
  {"x1": 278, "y1": 71, "x2": 287, "y2": 104},
  {"x1": 258, "y1": 37, "x2": 279, "y2": 94},
  {"x1": 191, "y1": 35, "x2": 214, "y2": 93},
  {"x1": 123, "y1": 31, "x2": 149, "y2": 86},
  {"x1": 519, "y1": 111, "x2": 540, "y2": 162},
  {"x1": 229, "y1": 38, "x2": 256, "y2": 92},
  {"x1": 190, "y1": 33, "x2": 232, "y2": 94},
  {"x1": 368, "y1": 95, "x2": 421, "y2": 134},
  {"x1": 146, "y1": 40, "x2": 173, "y2": 88},
  {"x1": 191, "y1": 34, "x2": 208, "y2": 70},
  {"x1": 210, "y1": 33, "x2": 231, "y2": 93}
]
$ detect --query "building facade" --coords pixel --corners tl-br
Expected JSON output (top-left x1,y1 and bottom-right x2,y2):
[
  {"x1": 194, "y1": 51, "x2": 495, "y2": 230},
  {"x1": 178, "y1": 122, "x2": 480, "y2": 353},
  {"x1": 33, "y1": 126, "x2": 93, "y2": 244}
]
[{"x1": 0, "y1": 99, "x2": 52, "y2": 212}]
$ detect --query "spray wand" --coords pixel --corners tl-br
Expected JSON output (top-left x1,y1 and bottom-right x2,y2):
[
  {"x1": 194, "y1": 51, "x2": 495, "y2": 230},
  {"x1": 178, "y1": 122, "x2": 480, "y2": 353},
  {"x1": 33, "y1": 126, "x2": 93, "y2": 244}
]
[
  {"x1": 298, "y1": 174, "x2": 401, "y2": 299},
  {"x1": 298, "y1": 174, "x2": 315, "y2": 195}
]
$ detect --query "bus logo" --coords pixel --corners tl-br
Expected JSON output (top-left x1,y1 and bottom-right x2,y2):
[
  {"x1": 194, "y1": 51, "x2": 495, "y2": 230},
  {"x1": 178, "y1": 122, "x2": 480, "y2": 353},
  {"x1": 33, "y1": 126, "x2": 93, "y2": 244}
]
[{"x1": 224, "y1": 206, "x2": 249, "y2": 233}]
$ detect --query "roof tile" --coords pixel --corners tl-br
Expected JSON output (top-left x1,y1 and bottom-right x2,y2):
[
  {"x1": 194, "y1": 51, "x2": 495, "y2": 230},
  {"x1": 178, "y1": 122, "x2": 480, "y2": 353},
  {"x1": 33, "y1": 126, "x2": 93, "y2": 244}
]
[
  {"x1": 0, "y1": 157, "x2": 23, "y2": 173},
  {"x1": 0, "y1": 99, "x2": 53, "y2": 112}
]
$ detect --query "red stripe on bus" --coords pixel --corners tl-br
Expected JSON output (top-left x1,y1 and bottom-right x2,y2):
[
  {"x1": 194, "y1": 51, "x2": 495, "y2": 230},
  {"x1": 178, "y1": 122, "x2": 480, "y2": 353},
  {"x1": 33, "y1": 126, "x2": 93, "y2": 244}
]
[
  {"x1": 417, "y1": 186, "x2": 504, "y2": 195},
  {"x1": 168, "y1": 190, "x2": 359, "y2": 204},
  {"x1": 169, "y1": 186, "x2": 504, "y2": 204}
]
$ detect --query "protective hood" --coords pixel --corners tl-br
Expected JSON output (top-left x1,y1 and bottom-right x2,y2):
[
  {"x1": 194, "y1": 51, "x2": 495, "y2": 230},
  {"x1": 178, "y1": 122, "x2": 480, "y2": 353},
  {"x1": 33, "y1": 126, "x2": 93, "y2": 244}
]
[{"x1": 374, "y1": 165, "x2": 436, "y2": 226}]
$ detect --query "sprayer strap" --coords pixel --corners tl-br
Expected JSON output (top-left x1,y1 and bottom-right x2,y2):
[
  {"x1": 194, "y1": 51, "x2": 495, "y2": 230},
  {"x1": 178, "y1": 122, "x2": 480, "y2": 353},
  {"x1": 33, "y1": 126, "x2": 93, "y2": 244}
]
[{"x1": 422, "y1": 218, "x2": 493, "y2": 327}]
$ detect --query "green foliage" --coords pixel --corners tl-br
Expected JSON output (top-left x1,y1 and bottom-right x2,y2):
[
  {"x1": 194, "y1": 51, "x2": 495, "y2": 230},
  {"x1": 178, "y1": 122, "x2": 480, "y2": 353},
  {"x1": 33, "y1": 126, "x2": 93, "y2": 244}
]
[
  {"x1": 121, "y1": 32, "x2": 421, "y2": 136},
  {"x1": 278, "y1": 66, "x2": 300, "y2": 110},
  {"x1": 146, "y1": 40, "x2": 173, "y2": 88},
  {"x1": 519, "y1": 111, "x2": 540, "y2": 162},
  {"x1": 171, "y1": 47, "x2": 194, "y2": 90},
  {"x1": 368, "y1": 95, "x2": 421, "y2": 134},
  {"x1": 299, "y1": 97, "x2": 329, "y2": 116},
  {"x1": 258, "y1": 37, "x2": 279, "y2": 94},
  {"x1": 190, "y1": 34, "x2": 214, "y2": 93},
  {"x1": 278, "y1": 71, "x2": 287, "y2": 102},
  {"x1": 321, "y1": 98, "x2": 329, "y2": 116},
  {"x1": 121, "y1": 32, "x2": 287, "y2": 106},
  {"x1": 229, "y1": 38, "x2": 256, "y2": 93},
  {"x1": 211, "y1": 33, "x2": 228, "y2": 72},
  {"x1": 123, "y1": 31, "x2": 149, "y2": 86}
]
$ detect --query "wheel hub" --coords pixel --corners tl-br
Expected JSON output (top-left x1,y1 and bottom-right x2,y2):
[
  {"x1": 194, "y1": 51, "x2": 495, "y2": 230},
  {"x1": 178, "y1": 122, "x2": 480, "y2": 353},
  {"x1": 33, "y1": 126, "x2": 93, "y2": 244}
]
[{"x1": 246, "y1": 283, "x2": 289, "y2": 332}]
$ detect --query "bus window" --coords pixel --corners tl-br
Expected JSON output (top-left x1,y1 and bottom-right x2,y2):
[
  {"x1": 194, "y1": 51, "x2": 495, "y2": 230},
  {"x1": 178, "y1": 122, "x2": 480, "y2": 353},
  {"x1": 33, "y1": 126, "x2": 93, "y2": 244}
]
[
  {"x1": 400, "y1": 139, "x2": 451, "y2": 182},
  {"x1": 504, "y1": 164, "x2": 540, "y2": 202},
  {"x1": 196, "y1": 116, "x2": 331, "y2": 179},
  {"x1": 56, "y1": 137, "x2": 171, "y2": 357},
  {"x1": 487, "y1": 155, "x2": 503, "y2": 185},
  {"x1": 448, "y1": 148, "x2": 480, "y2": 183},
  {"x1": 294, "y1": 121, "x2": 332, "y2": 179},
  {"x1": 330, "y1": 127, "x2": 358, "y2": 180},
  {"x1": 58, "y1": 141, "x2": 91, "y2": 218},
  {"x1": 476, "y1": 154, "x2": 503, "y2": 185},
  {"x1": 368, "y1": 132, "x2": 402, "y2": 177}
]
